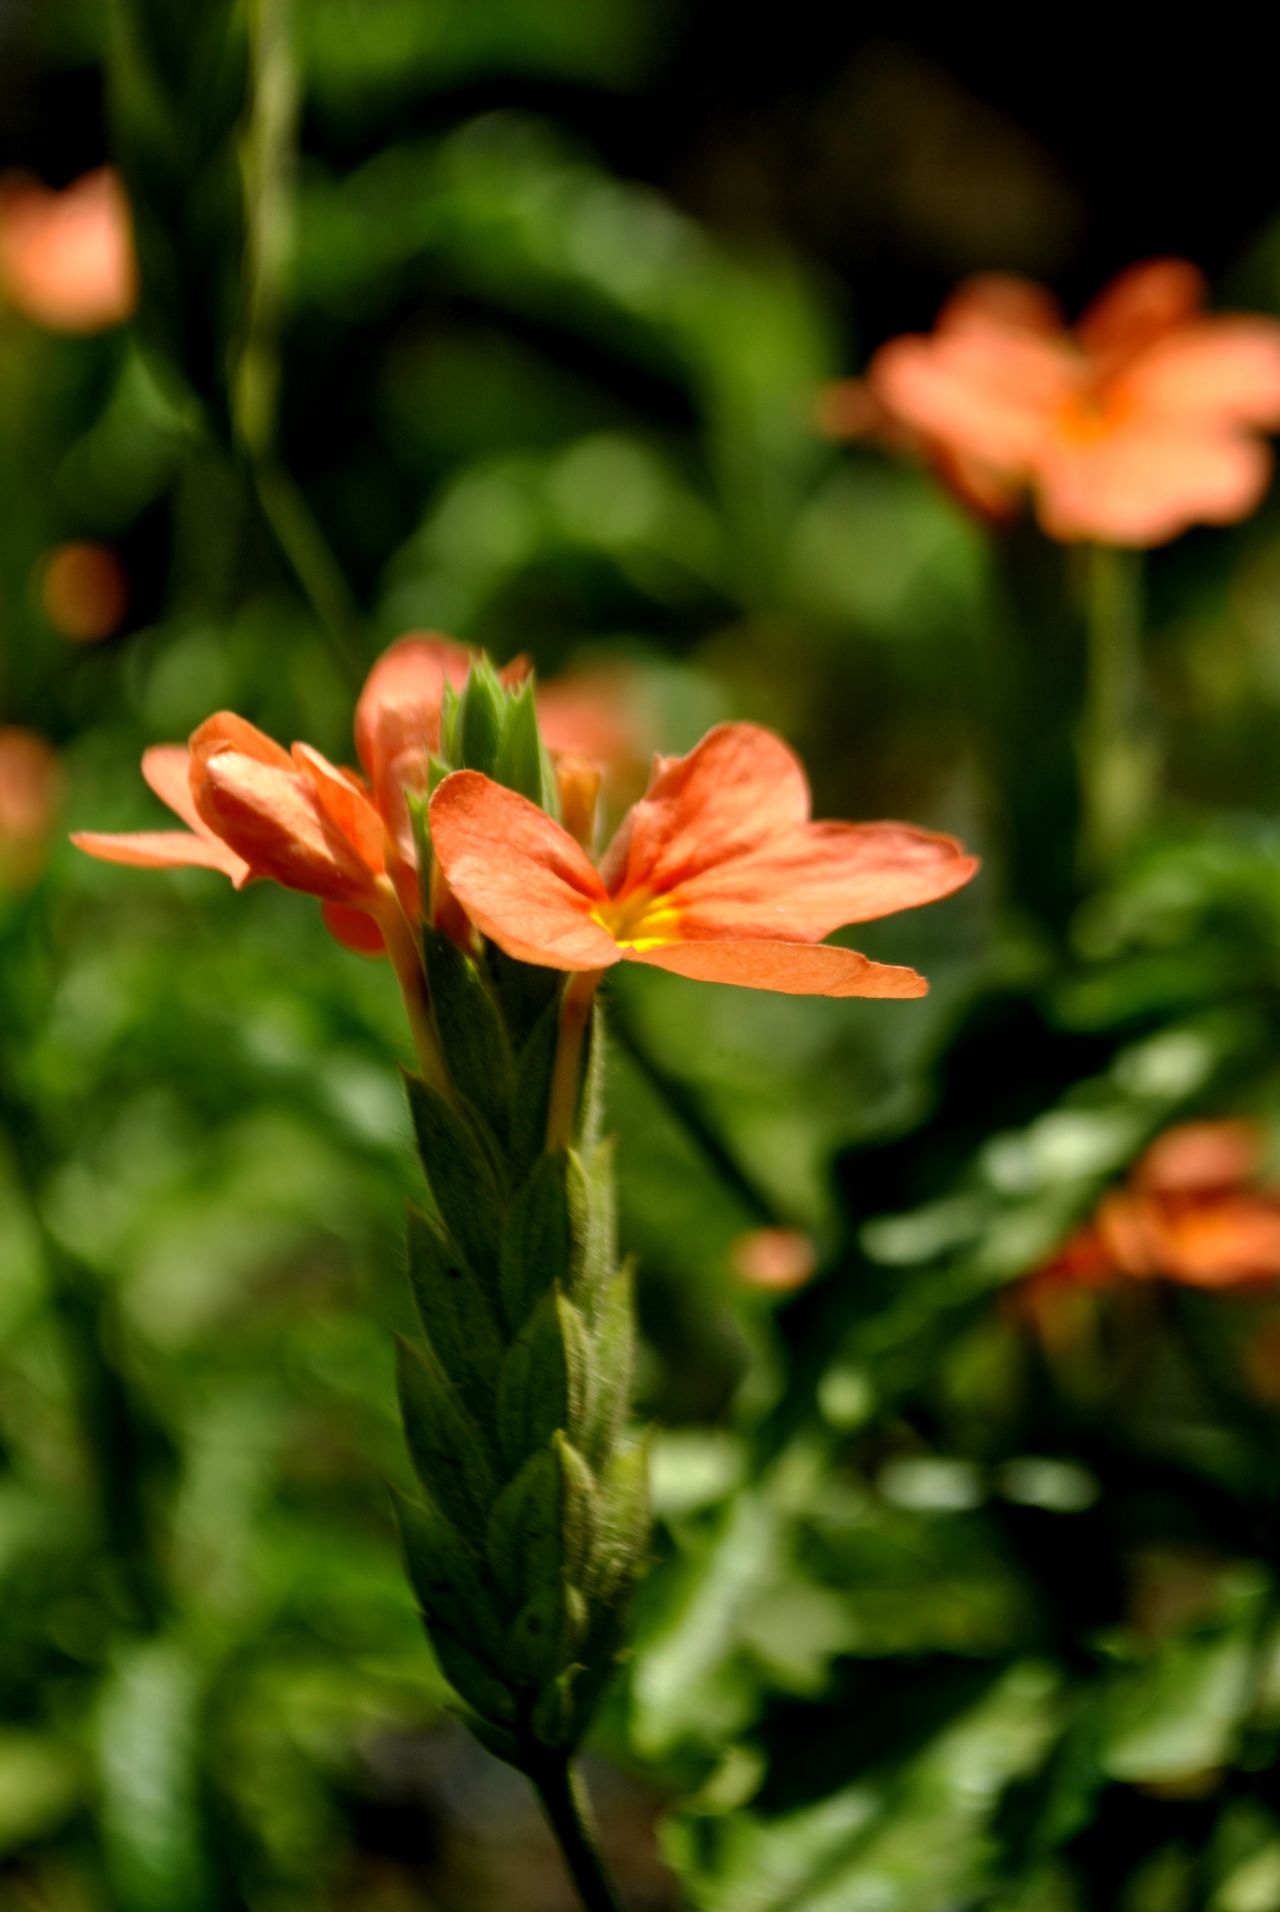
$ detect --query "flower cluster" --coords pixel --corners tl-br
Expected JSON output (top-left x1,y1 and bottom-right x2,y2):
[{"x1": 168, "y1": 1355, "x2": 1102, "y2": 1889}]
[
  {"x1": 824, "y1": 261, "x2": 1280, "y2": 546},
  {"x1": 75, "y1": 635, "x2": 977, "y2": 1008}
]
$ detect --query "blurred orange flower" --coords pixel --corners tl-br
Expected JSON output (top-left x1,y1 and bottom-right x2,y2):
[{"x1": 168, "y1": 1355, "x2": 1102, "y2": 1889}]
[
  {"x1": 728, "y1": 1227, "x2": 818, "y2": 1292},
  {"x1": 830, "y1": 262, "x2": 1280, "y2": 546},
  {"x1": 0, "y1": 168, "x2": 136, "y2": 334},
  {"x1": 429, "y1": 721, "x2": 976, "y2": 998},
  {"x1": 39, "y1": 542, "x2": 128, "y2": 642},
  {"x1": 1018, "y1": 1120, "x2": 1280, "y2": 1317},
  {"x1": 0, "y1": 727, "x2": 63, "y2": 889}
]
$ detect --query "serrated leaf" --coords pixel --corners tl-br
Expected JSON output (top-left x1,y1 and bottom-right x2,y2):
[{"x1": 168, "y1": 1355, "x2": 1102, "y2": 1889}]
[
  {"x1": 396, "y1": 1333, "x2": 498, "y2": 1534},
  {"x1": 392, "y1": 1486, "x2": 505, "y2": 1664},
  {"x1": 404, "y1": 1072, "x2": 505, "y2": 1293},
  {"x1": 581, "y1": 1262, "x2": 634, "y2": 1466},
  {"x1": 494, "y1": 679, "x2": 558, "y2": 813},
  {"x1": 496, "y1": 1288, "x2": 590, "y2": 1470},
  {"x1": 501, "y1": 1153, "x2": 571, "y2": 1332},
  {"x1": 422, "y1": 930, "x2": 514, "y2": 1140}
]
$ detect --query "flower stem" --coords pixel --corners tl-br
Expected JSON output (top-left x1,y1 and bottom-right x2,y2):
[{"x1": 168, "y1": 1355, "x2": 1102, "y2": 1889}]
[
  {"x1": 381, "y1": 904, "x2": 452, "y2": 1100},
  {"x1": 546, "y1": 970, "x2": 603, "y2": 1152},
  {"x1": 529, "y1": 1755, "x2": 627, "y2": 1912},
  {"x1": 1077, "y1": 542, "x2": 1154, "y2": 879}
]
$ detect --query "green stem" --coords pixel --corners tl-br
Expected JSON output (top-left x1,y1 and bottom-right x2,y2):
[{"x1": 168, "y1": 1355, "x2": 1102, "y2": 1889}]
[
  {"x1": 250, "y1": 457, "x2": 367, "y2": 683},
  {"x1": 529, "y1": 1755, "x2": 627, "y2": 1912},
  {"x1": 381, "y1": 903, "x2": 453, "y2": 1101},
  {"x1": 547, "y1": 971, "x2": 603, "y2": 1152},
  {"x1": 1077, "y1": 542, "x2": 1154, "y2": 879}
]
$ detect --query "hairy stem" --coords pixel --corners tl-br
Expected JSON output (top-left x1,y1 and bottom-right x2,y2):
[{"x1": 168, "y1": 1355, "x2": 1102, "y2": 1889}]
[
  {"x1": 529, "y1": 1755, "x2": 627, "y2": 1912},
  {"x1": 547, "y1": 970, "x2": 603, "y2": 1151}
]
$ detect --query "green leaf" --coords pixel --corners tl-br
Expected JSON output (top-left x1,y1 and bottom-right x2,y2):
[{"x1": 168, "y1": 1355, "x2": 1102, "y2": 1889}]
[
  {"x1": 439, "y1": 679, "x2": 462, "y2": 763},
  {"x1": 396, "y1": 1333, "x2": 498, "y2": 1534},
  {"x1": 431, "y1": 1625, "x2": 517, "y2": 1726},
  {"x1": 581, "y1": 1262, "x2": 635, "y2": 1467},
  {"x1": 404, "y1": 1072, "x2": 505, "y2": 1293},
  {"x1": 509, "y1": 1583, "x2": 574, "y2": 1685},
  {"x1": 496, "y1": 1288, "x2": 589, "y2": 1470},
  {"x1": 508, "y1": 996, "x2": 562, "y2": 1173},
  {"x1": 405, "y1": 1204, "x2": 504, "y2": 1431},
  {"x1": 458, "y1": 657, "x2": 507, "y2": 776},
  {"x1": 486, "y1": 1447, "x2": 562, "y2": 1607},
  {"x1": 392, "y1": 1485, "x2": 506, "y2": 1665},
  {"x1": 422, "y1": 930, "x2": 514, "y2": 1140},
  {"x1": 501, "y1": 1152, "x2": 571, "y2": 1332},
  {"x1": 494, "y1": 678, "x2": 558, "y2": 812},
  {"x1": 565, "y1": 1139, "x2": 618, "y2": 1315},
  {"x1": 587, "y1": 1433, "x2": 651, "y2": 1608},
  {"x1": 494, "y1": 953, "x2": 563, "y2": 1060}
]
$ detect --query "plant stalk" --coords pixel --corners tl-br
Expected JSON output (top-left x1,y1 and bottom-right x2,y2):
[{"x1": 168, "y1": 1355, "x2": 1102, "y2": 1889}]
[
  {"x1": 530, "y1": 1755, "x2": 627, "y2": 1912},
  {"x1": 1077, "y1": 542, "x2": 1154, "y2": 879}
]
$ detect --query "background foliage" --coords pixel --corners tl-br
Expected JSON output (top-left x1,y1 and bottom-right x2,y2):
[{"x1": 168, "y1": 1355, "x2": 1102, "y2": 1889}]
[{"x1": 3, "y1": 5, "x2": 1280, "y2": 1907}]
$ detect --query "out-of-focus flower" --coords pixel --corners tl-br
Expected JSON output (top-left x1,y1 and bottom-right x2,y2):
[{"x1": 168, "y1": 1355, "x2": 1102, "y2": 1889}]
[
  {"x1": 829, "y1": 262, "x2": 1280, "y2": 546},
  {"x1": 1017, "y1": 1120, "x2": 1280, "y2": 1320},
  {"x1": 429, "y1": 721, "x2": 977, "y2": 998},
  {"x1": 0, "y1": 168, "x2": 136, "y2": 334},
  {"x1": 728, "y1": 1227, "x2": 818, "y2": 1292},
  {"x1": 39, "y1": 542, "x2": 128, "y2": 642},
  {"x1": 0, "y1": 727, "x2": 63, "y2": 889}
]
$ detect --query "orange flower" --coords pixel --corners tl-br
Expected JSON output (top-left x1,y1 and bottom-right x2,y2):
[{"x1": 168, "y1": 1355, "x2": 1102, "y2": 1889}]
[
  {"x1": 728, "y1": 1227, "x2": 818, "y2": 1293},
  {"x1": 40, "y1": 542, "x2": 129, "y2": 642},
  {"x1": 846, "y1": 262, "x2": 1280, "y2": 546},
  {"x1": 428, "y1": 722, "x2": 976, "y2": 997},
  {"x1": 1019, "y1": 1121, "x2": 1280, "y2": 1311},
  {"x1": 0, "y1": 169, "x2": 136, "y2": 333},
  {"x1": 0, "y1": 727, "x2": 63, "y2": 889}
]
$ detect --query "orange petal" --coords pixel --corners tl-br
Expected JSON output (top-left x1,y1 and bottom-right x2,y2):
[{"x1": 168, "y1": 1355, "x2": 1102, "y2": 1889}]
[
  {"x1": 663, "y1": 818, "x2": 978, "y2": 941},
  {"x1": 554, "y1": 753, "x2": 602, "y2": 849},
  {"x1": 624, "y1": 937, "x2": 928, "y2": 997},
  {"x1": 189, "y1": 712, "x2": 293, "y2": 777},
  {"x1": 428, "y1": 770, "x2": 617, "y2": 971},
  {"x1": 354, "y1": 633, "x2": 476, "y2": 785},
  {"x1": 1076, "y1": 259, "x2": 1205, "y2": 362},
  {"x1": 321, "y1": 900, "x2": 388, "y2": 956},
  {"x1": 1116, "y1": 319, "x2": 1280, "y2": 429},
  {"x1": 1136, "y1": 1121, "x2": 1262, "y2": 1195},
  {"x1": 0, "y1": 167, "x2": 136, "y2": 333},
  {"x1": 193, "y1": 746, "x2": 384, "y2": 905},
  {"x1": 938, "y1": 274, "x2": 1064, "y2": 339},
  {"x1": 292, "y1": 743, "x2": 386, "y2": 875},
  {"x1": 870, "y1": 329, "x2": 1070, "y2": 473},
  {"x1": 70, "y1": 827, "x2": 249, "y2": 880},
  {"x1": 141, "y1": 744, "x2": 204, "y2": 831},
  {"x1": 1035, "y1": 423, "x2": 1270, "y2": 546},
  {"x1": 602, "y1": 724, "x2": 811, "y2": 898}
]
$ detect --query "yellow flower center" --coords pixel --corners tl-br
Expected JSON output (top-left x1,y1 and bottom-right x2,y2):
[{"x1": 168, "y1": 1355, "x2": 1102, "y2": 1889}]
[{"x1": 592, "y1": 887, "x2": 683, "y2": 951}]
